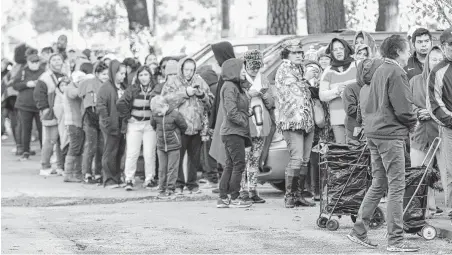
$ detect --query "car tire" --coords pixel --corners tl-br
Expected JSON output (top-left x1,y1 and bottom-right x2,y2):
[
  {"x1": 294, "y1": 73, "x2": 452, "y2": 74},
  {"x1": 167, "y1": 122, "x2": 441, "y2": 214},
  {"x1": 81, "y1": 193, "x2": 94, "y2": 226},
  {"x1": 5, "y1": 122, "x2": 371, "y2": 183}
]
[{"x1": 270, "y1": 181, "x2": 285, "y2": 192}]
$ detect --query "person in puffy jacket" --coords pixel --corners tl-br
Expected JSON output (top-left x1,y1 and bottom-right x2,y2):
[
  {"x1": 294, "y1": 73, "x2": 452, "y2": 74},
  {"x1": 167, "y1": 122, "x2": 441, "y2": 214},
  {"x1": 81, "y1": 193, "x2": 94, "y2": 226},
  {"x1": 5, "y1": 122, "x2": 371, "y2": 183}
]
[
  {"x1": 96, "y1": 60, "x2": 127, "y2": 188},
  {"x1": 161, "y1": 57, "x2": 214, "y2": 195},
  {"x1": 150, "y1": 95, "x2": 188, "y2": 197}
]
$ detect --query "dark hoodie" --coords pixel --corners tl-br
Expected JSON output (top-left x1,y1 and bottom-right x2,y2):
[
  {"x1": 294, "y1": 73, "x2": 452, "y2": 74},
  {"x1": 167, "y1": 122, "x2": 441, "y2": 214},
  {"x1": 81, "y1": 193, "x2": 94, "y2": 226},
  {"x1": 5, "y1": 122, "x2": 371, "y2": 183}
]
[
  {"x1": 356, "y1": 58, "x2": 384, "y2": 127},
  {"x1": 210, "y1": 41, "x2": 236, "y2": 129},
  {"x1": 220, "y1": 58, "x2": 250, "y2": 140},
  {"x1": 198, "y1": 65, "x2": 219, "y2": 97},
  {"x1": 410, "y1": 46, "x2": 441, "y2": 151},
  {"x1": 13, "y1": 65, "x2": 46, "y2": 112},
  {"x1": 96, "y1": 60, "x2": 125, "y2": 136}
]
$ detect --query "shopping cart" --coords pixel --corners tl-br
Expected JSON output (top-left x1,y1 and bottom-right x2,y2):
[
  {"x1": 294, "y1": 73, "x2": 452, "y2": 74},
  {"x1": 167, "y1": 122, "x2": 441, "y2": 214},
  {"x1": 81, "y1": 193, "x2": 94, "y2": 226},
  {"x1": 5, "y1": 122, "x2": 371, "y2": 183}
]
[
  {"x1": 316, "y1": 142, "x2": 385, "y2": 231},
  {"x1": 402, "y1": 137, "x2": 442, "y2": 240}
]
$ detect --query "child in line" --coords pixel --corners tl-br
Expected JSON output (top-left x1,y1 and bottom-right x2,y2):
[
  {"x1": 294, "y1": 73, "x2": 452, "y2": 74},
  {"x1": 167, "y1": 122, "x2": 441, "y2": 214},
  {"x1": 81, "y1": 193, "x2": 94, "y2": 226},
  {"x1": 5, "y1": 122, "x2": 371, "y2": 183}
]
[{"x1": 150, "y1": 95, "x2": 188, "y2": 197}]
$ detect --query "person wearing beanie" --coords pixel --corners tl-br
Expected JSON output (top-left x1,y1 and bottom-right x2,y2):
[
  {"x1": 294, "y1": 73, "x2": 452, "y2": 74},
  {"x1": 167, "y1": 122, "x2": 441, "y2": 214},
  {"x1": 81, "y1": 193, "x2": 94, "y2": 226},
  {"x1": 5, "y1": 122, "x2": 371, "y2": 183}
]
[
  {"x1": 34, "y1": 53, "x2": 68, "y2": 176},
  {"x1": 317, "y1": 46, "x2": 332, "y2": 70},
  {"x1": 238, "y1": 49, "x2": 274, "y2": 204},
  {"x1": 2, "y1": 43, "x2": 29, "y2": 155},
  {"x1": 12, "y1": 53, "x2": 46, "y2": 160}
]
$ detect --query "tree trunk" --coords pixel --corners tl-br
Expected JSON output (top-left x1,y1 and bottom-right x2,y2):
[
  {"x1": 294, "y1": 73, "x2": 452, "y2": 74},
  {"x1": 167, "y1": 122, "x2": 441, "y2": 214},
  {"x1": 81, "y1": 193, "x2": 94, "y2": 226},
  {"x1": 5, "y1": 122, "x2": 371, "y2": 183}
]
[
  {"x1": 122, "y1": 0, "x2": 153, "y2": 56},
  {"x1": 267, "y1": 0, "x2": 297, "y2": 35},
  {"x1": 221, "y1": 0, "x2": 230, "y2": 38},
  {"x1": 306, "y1": 0, "x2": 346, "y2": 34},
  {"x1": 376, "y1": 0, "x2": 399, "y2": 31}
]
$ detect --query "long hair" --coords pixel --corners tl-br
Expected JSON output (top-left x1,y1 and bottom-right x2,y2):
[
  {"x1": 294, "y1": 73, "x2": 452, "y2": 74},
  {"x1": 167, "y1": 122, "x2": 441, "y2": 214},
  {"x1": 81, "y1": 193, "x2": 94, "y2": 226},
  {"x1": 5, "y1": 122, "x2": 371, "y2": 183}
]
[{"x1": 134, "y1": 65, "x2": 155, "y2": 88}]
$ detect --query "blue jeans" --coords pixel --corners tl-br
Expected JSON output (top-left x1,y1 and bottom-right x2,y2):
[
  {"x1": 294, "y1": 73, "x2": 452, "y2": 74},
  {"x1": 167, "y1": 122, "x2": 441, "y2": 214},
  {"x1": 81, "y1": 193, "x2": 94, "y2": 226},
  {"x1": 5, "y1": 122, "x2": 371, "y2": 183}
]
[
  {"x1": 352, "y1": 138, "x2": 405, "y2": 245},
  {"x1": 282, "y1": 130, "x2": 314, "y2": 177},
  {"x1": 41, "y1": 125, "x2": 63, "y2": 169}
]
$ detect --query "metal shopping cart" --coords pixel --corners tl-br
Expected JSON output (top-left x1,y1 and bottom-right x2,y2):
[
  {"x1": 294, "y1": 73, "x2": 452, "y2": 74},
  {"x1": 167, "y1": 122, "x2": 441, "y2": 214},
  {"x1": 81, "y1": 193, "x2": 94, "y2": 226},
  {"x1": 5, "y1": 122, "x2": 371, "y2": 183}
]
[
  {"x1": 402, "y1": 137, "x2": 442, "y2": 240},
  {"x1": 315, "y1": 142, "x2": 385, "y2": 231}
]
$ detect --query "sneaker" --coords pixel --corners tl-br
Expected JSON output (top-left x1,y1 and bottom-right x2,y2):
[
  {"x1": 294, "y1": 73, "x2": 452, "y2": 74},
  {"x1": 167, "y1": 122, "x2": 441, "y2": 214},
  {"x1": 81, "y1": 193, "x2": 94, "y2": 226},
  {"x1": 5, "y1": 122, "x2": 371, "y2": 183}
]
[
  {"x1": 125, "y1": 181, "x2": 133, "y2": 191},
  {"x1": 346, "y1": 233, "x2": 378, "y2": 249},
  {"x1": 198, "y1": 178, "x2": 208, "y2": 184},
  {"x1": 1, "y1": 134, "x2": 8, "y2": 140},
  {"x1": 55, "y1": 168, "x2": 64, "y2": 176},
  {"x1": 176, "y1": 188, "x2": 184, "y2": 196},
  {"x1": 145, "y1": 180, "x2": 158, "y2": 189},
  {"x1": 167, "y1": 190, "x2": 175, "y2": 197},
  {"x1": 19, "y1": 152, "x2": 30, "y2": 161},
  {"x1": 39, "y1": 168, "x2": 57, "y2": 176},
  {"x1": 229, "y1": 198, "x2": 253, "y2": 208},
  {"x1": 212, "y1": 188, "x2": 220, "y2": 194},
  {"x1": 217, "y1": 198, "x2": 230, "y2": 208},
  {"x1": 84, "y1": 174, "x2": 97, "y2": 184},
  {"x1": 95, "y1": 175, "x2": 102, "y2": 184},
  {"x1": 189, "y1": 187, "x2": 202, "y2": 194},
  {"x1": 250, "y1": 195, "x2": 266, "y2": 204},
  {"x1": 158, "y1": 191, "x2": 168, "y2": 198},
  {"x1": 387, "y1": 243, "x2": 420, "y2": 252}
]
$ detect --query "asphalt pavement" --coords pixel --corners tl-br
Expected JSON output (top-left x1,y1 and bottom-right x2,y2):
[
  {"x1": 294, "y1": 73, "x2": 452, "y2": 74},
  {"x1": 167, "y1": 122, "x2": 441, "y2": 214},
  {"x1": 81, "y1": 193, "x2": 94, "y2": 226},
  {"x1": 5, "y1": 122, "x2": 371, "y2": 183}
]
[{"x1": 2, "y1": 139, "x2": 452, "y2": 254}]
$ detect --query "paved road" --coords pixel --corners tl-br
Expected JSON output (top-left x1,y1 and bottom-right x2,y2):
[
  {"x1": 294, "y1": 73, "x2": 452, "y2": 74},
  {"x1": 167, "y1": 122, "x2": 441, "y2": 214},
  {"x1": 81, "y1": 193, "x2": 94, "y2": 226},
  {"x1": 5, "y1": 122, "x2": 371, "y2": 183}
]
[{"x1": 2, "y1": 140, "x2": 452, "y2": 254}]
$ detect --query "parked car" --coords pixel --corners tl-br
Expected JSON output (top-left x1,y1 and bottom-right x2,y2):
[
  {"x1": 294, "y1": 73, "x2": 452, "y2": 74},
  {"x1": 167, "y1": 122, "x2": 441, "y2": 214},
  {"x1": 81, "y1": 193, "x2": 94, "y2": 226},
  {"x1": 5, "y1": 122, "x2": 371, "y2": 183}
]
[
  {"x1": 257, "y1": 30, "x2": 442, "y2": 192},
  {"x1": 190, "y1": 35, "x2": 292, "y2": 73}
]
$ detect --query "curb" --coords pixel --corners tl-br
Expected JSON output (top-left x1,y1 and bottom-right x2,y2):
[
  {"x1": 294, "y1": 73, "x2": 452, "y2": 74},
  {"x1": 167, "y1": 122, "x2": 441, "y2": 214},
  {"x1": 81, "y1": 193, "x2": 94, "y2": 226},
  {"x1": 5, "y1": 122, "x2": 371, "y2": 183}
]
[{"x1": 430, "y1": 219, "x2": 452, "y2": 241}]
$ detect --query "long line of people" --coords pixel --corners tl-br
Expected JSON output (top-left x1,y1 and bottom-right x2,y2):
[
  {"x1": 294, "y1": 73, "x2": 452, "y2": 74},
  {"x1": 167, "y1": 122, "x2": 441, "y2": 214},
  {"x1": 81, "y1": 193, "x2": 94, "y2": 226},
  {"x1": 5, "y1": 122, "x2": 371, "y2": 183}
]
[{"x1": 1, "y1": 29, "x2": 451, "y2": 219}]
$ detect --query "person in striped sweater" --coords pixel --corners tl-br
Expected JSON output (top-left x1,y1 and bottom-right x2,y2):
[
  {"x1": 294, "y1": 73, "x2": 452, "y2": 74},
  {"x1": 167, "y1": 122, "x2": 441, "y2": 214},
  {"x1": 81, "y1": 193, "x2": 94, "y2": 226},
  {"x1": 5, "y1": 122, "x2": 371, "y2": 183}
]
[{"x1": 117, "y1": 66, "x2": 162, "y2": 191}]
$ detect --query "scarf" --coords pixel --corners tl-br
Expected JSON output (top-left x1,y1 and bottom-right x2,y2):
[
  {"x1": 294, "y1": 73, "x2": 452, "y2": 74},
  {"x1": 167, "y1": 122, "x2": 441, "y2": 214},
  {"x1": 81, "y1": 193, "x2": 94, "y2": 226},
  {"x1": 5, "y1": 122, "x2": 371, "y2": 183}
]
[{"x1": 326, "y1": 38, "x2": 355, "y2": 68}]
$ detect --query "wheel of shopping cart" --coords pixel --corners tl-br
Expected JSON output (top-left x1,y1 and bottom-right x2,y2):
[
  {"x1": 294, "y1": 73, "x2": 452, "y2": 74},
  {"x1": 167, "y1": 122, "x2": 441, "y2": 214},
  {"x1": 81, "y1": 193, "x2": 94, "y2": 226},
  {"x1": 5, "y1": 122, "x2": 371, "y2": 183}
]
[
  {"x1": 326, "y1": 219, "x2": 339, "y2": 231},
  {"x1": 369, "y1": 207, "x2": 385, "y2": 229},
  {"x1": 420, "y1": 225, "x2": 437, "y2": 240},
  {"x1": 316, "y1": 217, "x2": 328, "y2": 228}
]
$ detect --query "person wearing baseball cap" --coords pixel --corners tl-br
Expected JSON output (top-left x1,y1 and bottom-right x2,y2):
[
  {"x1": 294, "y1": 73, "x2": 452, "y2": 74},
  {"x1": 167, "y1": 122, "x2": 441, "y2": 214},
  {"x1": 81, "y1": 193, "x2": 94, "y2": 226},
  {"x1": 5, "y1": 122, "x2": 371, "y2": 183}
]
[
  {"x1": 427, "y1": 27, "x2": 452, "y2": 220},
  {"x1": 275, "y1": 38, "x2": 318, "y2": 208}
]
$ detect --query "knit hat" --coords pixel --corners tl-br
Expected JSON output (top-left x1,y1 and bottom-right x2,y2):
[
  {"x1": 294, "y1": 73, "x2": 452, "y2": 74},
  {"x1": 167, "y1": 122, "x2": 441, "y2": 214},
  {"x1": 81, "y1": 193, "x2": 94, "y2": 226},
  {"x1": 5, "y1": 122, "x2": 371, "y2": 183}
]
[
  {"x1": 282, "y1": 39, "x2": 303, "y2": 52},
  {"x1": 243, "y1": 49, "x2": 263, "y2": 70},
  {"x1": 165, "y1": 60, "x2": 178, "y2": 75}
]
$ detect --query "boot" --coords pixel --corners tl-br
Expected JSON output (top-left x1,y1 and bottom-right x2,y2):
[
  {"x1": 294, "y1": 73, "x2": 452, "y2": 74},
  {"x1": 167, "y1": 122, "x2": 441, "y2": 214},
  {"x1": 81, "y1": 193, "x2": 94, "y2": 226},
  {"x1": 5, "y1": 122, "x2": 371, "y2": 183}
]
[
  {"x1": 64, "y1": 156, "x2": 82, "y2": 183},
  {"x1": 295, "y1": 174, "x2": 316, "y2": 207},
  {"x1": 284, "y1": 175, "x2": 296, "y2": 208}
]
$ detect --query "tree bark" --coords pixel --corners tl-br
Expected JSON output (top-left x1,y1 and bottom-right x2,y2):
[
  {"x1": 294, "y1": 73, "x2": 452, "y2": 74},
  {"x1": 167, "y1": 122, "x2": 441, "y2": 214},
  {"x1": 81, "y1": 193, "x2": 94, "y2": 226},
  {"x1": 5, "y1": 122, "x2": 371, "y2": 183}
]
[
  {"x1": 267, "y1": 0, "x2": 297, "y2": 35},
  {"x1": 306, "y1": 0, "x2": 346, "y2": 34},
  {"x1": 122, "y1": 0, "x2": 153, "y2": 56},
  {"x1": 221, "y1": 0, "x2": 230, "y2": 38},
  {"x1": 123, "y1": 0, "x2": 151, "y2": 33},
  {"x1": 376, "y1": 0, "x2": 399, "y2": 31}
]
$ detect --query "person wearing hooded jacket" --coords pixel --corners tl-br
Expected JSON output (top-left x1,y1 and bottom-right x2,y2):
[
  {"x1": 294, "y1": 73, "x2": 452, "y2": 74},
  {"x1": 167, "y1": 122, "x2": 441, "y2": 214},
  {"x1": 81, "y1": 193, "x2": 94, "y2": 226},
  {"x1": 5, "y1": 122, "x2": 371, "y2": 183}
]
[
  {"x1": 355, "y1": 44, "x2": 372, "y2": 61},
  {"x1": 34, "y1": 53, "x2": 67, "y2": 176},
  {"x1": 161, "y1": 57, "x2": 214, "y2": 194},
  {"x1": 427, "y1": 28, "x2": 452, "y2": 217},
  {"x1": 97, "y1": 60, "x2": 127, "y2": 188},
  {"x1": 209, "y1": 41, "x2": 236, "y2": 130},
  {"x1": 410, "y1": 46, "x2": 444, "y2": 218},
  {"x1": 353, "y1": 31, "x2": 378, "y2": 57},
  {"x1": 117, "y1": 66, "x2": 161, "y2": 191},
  {"x1": 216, "y1": 58, "x2": 253, "y2": 208},
  {"x1": 320, "y1": 38, "x2": 357, "y2": 144}
]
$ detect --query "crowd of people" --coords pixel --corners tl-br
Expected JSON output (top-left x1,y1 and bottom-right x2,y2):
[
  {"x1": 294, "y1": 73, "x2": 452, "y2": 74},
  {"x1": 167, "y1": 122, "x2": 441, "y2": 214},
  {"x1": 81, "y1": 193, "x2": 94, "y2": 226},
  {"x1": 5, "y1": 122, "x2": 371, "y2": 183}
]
[{"x1": 1, "y1": 27, "x2": 452, "y2": 252}]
